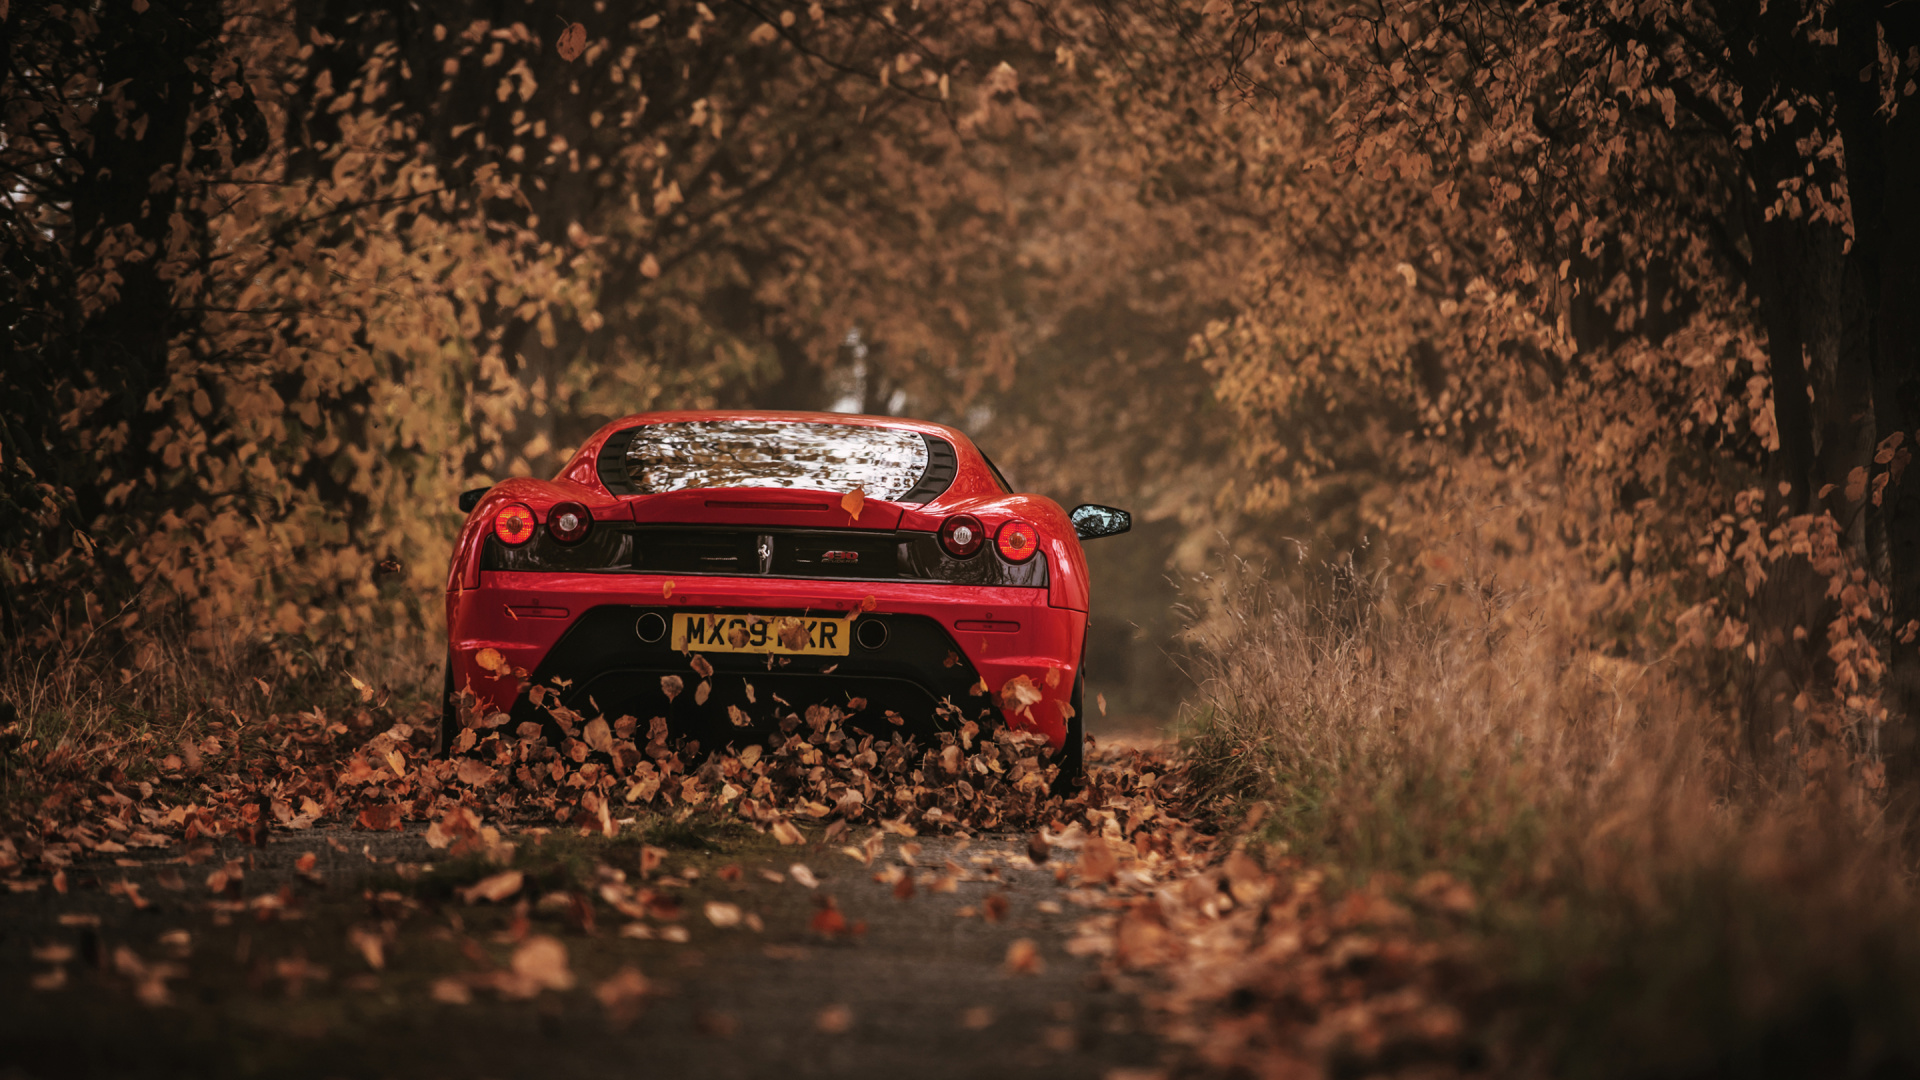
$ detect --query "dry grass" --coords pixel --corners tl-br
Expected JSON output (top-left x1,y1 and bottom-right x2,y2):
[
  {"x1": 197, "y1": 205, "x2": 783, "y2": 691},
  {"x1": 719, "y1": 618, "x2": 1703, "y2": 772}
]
[
  {"x1": 0, "y1": 606, "x2": 442, "y2": 801},
  {"x1": 1181, "y1": 559, "x2": 1920, "y2": 1077}
]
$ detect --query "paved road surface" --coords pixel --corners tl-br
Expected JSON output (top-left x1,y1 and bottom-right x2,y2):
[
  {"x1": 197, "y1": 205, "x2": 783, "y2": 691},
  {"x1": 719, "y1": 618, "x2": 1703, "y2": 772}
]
[{"x1": 0, "y1": 823, "x2": 1164, "y2": 1079}]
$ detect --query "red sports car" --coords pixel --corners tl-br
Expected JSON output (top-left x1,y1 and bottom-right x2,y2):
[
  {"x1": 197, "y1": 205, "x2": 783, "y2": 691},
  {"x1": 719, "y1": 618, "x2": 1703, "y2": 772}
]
[{"x1": 441, "y1": 411, "x2": 1130, "y2": 777}]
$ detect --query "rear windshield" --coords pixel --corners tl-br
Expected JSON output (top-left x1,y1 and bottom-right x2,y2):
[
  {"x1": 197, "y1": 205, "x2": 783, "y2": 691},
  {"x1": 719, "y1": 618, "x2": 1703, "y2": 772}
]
[{"x1": 620, "y1": 420, "x2": 931, "y2": 500}]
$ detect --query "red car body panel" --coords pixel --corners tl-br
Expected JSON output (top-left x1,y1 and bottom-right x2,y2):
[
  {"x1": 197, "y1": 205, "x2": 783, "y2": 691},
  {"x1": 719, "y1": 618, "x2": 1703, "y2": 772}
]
[{"x1": 443, "y1": 410, "x2": 1090, "y2": 749}]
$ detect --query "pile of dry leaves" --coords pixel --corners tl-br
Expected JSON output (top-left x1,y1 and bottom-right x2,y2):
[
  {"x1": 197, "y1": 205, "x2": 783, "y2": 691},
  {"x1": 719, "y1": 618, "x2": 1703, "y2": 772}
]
[{"x1": 1, "y1": 668, "x2": 1485, "y2": 1077}]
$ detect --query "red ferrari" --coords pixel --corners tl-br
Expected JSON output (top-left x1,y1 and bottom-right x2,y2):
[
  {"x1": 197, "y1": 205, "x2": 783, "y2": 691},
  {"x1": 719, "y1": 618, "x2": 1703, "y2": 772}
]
[{"x1": 442, "y1": 411, "x2": 1130, "y2": 777}]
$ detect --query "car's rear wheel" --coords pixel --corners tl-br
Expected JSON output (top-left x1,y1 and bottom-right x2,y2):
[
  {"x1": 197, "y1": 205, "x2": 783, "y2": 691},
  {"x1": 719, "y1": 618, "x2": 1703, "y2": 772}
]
[
  {"x1": 437, "y1": 657, "x2": 456, "y2": 758},
  {"x1": 1054, "y1": 659, "x2": 1086, "y2": 793}
]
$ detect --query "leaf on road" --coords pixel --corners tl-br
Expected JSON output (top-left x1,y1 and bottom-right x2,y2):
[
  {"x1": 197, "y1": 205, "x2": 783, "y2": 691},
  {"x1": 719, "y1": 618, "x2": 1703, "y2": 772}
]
[
  {"x1": 815, "y1": 1004, "x2": 853, "y2": 1033},
  {"x1": 355, "y1": 804, "x2": 402, "y2": 832},
  {"x1": 596, "y1": 966, "x2": 651, "y2": 1026},
  {"x1": 1004, "y1": 938, "x2": 1044, "y2": 975},
  {"x1": 460, "y1": 870, "x2": 524, "y2": 904},
  {"x1": 509, "y1": 934, "x2": 574, "y2": 994}
]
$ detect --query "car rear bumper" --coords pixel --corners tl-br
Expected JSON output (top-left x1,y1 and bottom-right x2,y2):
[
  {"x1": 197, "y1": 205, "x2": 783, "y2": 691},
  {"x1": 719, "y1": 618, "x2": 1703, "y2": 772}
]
[{"x1": 447, "y1": 571, "x2": 1082, "y2": 749}]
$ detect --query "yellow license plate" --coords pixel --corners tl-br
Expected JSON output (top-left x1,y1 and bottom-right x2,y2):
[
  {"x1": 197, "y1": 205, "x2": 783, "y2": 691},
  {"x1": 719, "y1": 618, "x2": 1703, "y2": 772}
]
[{"x1": 671, "y1": 612, "x2": 851, "y2": 655}]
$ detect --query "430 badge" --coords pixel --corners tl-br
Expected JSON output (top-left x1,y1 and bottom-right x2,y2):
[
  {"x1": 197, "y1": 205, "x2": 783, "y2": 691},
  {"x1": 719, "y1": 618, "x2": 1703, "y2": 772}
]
[{"x1": 671, "y1": 612, "x2": 851, "y2": 656}]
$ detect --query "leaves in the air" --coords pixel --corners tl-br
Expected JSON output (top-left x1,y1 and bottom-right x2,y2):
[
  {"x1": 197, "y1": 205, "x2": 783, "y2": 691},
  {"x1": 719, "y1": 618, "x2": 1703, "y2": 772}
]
[
  {"x1": 789, "y1": 862, "x2": 819, "y2": 888},
  {"x1": 841, "y1": 487, "x2": 865, "y2": 520},
  {"x1": 999, "y1": 674, "x2": 1043, "y2": 713},
  {"x1": 661, "y1": 675, "x2": 684, "y2": 701},
  {"x1": 773, "y1": 616, "x2": 811, "y2": 651},
  {"x1": 556, "y1": 21, "x2": 588, "y2": 61}
]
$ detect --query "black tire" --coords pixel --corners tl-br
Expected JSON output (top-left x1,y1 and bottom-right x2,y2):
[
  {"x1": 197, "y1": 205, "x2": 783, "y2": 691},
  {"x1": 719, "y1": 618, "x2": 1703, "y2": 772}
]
[
  {"x1": 1054, "y1": 660, "x2": 1086, "y2": 793},
  {"x1": 437, "y1": 657, "x2": 457, "y2": 758}
]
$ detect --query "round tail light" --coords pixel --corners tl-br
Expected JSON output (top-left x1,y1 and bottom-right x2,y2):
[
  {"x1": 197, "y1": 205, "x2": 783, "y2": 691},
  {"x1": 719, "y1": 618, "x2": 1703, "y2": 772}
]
[
  {"x1": 493, "y1": 503, "x2": 537, "y2": 545},
  {"x1": 547, "y1": 500, "x2": 592, "y2": 544},
  {"x1": 940, "y1": 514, "x2": 986, "y2": 558},
  {"x1": 995, "y1": 518, "x2": 1039, "y2": 562}
]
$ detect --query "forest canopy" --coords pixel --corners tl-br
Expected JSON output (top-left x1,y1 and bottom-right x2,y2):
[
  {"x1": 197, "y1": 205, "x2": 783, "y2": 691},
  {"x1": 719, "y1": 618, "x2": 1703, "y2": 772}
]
[{"x1": 3, "y1": 0, "x2": 1918, "y2": 785}]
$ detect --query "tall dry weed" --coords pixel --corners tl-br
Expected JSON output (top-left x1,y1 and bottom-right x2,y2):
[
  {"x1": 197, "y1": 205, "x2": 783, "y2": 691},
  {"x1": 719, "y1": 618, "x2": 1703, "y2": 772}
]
[
  {"x1": 1183, "y1": 557, "x2": 1920, "y2": 1075},
  {"x1": 0, "y1": 603, "x2": 441, "y2": 801}
]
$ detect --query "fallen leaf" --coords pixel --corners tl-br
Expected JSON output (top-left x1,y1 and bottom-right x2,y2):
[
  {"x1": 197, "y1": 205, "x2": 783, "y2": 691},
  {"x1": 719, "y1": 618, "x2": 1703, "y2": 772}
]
[
  {"x1": 704, "y1": 901, "x2": 743, "y2": 927},
  {"x1": 461, "y1": 870, "x2": 525, "y2": 904},
  {"x1": 596, "y1": 966, "x2": 651, "y2": 1025},
  {"x1": 355, "y1": 805, "x2": 403, "y2": 832},
  {"x1": 771, "y1": 819, "x2": 805, "y2": 845},
  {"x1": 982, "y1": 893, "x2": 1009, "y2": 923},
  {"x1": 1027, "y1": 832, "x2": 1050, "y2": 864},
  {"x1": 510, "y1": 934, "x2": 574, "y2": 992},
  {"x1": 789, "y1": 863, "x2": 819, "y2": 888},
  {"x1": 1075, "y1": 836, "x2": 1118, "y2": 885},
  {"x1": 816, "y1": 1004, "x2": 854, "y2": 1033},
  {"x1": 1004, "y1": 938, "x2": 1044, "y2": 975},
  {"x1": 348, "y1": 926, "x2": 386, "y2": 970}
]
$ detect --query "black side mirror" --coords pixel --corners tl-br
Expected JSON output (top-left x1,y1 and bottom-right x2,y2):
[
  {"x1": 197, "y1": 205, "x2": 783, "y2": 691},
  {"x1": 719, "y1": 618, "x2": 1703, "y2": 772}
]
[
  {"x1": 458, "y1": 487, "x2": 492, "y2": 513},
  {"x1": 1070, "y1": 504, "x2": 1131, "y2": 540}
]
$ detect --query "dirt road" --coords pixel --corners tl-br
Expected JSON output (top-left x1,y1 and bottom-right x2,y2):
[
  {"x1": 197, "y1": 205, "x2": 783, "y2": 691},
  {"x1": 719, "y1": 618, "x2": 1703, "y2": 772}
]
[{"x1": 0, "y1": 822, "x2": 1164, "y2": 1079}]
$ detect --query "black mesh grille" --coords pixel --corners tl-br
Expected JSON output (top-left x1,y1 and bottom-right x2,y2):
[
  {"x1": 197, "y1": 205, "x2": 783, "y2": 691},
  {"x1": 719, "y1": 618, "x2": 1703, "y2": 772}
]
[
  {"x1": 632, "y1": 528, "x2": 760, "y2": 574},
  {"x1": 483, "y1": 525, "x2": 1047, "y2": 586}
]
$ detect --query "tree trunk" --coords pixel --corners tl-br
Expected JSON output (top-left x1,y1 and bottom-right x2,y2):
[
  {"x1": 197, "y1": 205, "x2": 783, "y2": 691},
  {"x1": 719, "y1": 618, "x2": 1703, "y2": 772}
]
[{"x1": 1838, "y1": 0, "x2": 1920, "y2": 776}]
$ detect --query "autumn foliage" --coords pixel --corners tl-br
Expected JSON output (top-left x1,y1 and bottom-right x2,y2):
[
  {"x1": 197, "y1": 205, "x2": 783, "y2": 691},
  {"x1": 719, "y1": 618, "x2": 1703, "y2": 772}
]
[{"x1": 7, "y1": 0, "x2": 1920, "y2": 1071}]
